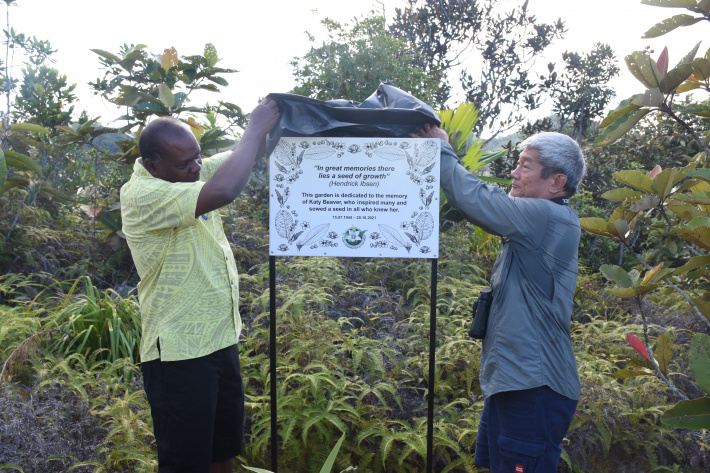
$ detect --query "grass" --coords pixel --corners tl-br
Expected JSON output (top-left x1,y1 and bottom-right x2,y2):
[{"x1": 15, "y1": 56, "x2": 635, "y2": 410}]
[{"x1": 0, "y1": 211, "x2": 706, "y2": 472}]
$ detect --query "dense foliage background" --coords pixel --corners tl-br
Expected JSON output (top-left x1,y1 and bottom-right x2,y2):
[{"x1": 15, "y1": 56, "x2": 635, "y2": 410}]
[{"x1": 1, "y1": 0, "x2": 710, "y2": 472}]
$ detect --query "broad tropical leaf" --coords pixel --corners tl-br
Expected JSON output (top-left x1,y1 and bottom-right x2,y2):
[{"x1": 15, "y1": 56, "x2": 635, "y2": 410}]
[
  {"x1": 601, "y1": 188, "x2": 644, "y2": 202},
  {"x1": 8, "y1": 122, "x2": 50, "y2": 134},
  {"x1": 629, "y1": 195, "x2": 661, "y2": 212},
  {"x1": 3, "y1": 150, "x2": 43, "y2": 176},
  {"x1": 625, "y1": 51, "x2": 662, "y2": 88},
  {"x1": 630, "y1": 88, "x2": 664, "y2": 107},
  {"x1": 579, "y1": 217, "x2": 616, "y2": 238},
  {"x1": 613, "y1": 170, "x2": 654, "y2": 192},
  {"x1": 660, "y1": 62, "x2": 697, "y2": 93},
  {"x1": 677, "y1": 102, "x2": 710, "y2": 117},
  {"x1": 690, "y1": 333, "x2": 710, "y2": 395},
  {"x1": 653, "y1": 333, "x2": 673, "y2": 376},
  {"x1": 643, "y1": 14, "x2": 703, "y2": 38},
  {"x1": 158, "y1": 84, "x2": 175, "y2": 109},
  {"x1": 651, "y1": 168, "x2": 687, "y2": 198},
  {"x1": 600, "y1": 265, "x2": 635, "y2": 288},
  {"x1": 661, "y1": 397, "x2": 710, "y2": 429},
  {"x1": 676, "y1": 255, "x2": 710, "y2": 274},
  {"x1": 600, "y1": 98, "x2": 642, "y2": 128},
  {"x1": 594, "y1": 109, "x2": 650, "y2": 146}
]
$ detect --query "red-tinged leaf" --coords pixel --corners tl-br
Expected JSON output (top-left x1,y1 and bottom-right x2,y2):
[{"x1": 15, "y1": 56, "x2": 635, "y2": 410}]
[
  {"x1": 627, "y1": 333, "x2": 652, "y2": 361},
  {"x1": 657, "y1": 47, "x2": 669, "y2": 78}
]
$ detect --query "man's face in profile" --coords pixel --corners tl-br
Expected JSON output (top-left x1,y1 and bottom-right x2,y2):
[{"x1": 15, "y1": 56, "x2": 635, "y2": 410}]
[
  {"x1": 145, "y1": 131, "x2": 202, "y2": 183},
  {"x1": 509, "y1": 147, "x2": 560, "y2": 199}
]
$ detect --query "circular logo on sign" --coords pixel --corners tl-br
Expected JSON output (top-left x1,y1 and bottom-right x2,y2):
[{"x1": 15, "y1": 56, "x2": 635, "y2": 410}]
[{"x1": 342, "y1": 225, "x2": 367, "y2": 249}]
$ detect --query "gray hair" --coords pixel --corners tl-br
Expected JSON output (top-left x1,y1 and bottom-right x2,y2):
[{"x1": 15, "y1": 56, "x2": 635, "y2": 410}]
[{"x1": 520, "y1": 132, "x2": 586, "y2": 196}]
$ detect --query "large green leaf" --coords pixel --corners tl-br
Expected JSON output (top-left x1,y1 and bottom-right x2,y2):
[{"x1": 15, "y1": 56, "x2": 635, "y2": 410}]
[
  {"x1": 651, "y1": 168, "x2": 686, "y2": 198},
  {"x1": 55, "y1": 125, "x2": 78, "y2": 136},
  {"x1": 3, "y1": 150, "x2": 42, "y2": 176},
  {"x1": 594, "y1": 109, "x2": 650, "y2": 146},
  {"x1": 661, "y1": 397, "x2": 710, "y2": 429},
  {"x1": 684, "y1": 169, "x2": 710, "y2": 182},
  {"x1": 691, "y1": 297, "x2": 710, "y2": 322},
  {"x1": 0, "y1": 149, "x2": 5, "y2": 187},
  {"x1": 601, "y1": 188, "x2": 644, "y2": 202},
  {"x1": 677, "y1": 80, "x2": 703, "y2": 93},
  {"x1": 677, "y1": 102, "x2": 710, "y2": 117},
  {"x1": 8, "y1": 122, "x2": 50, "y2": 134},
  {"x1": 685, "y1": 216, "x2": 710, "y2": 229},
  {"x1": 204, "y1": 43, "x2": 219, "y2": 67},
  {"x1": 660, "y1": 62, "x2": 697, "y2": 93},
  {"x1": 91, "y1": 48, "x2": 122, "y2": 63},
  {"x1": 0, "y1": 179, "x2": 22, "y2": 196},
  {"x1": 579, "y1": 217, "x2": 616, "y2": 238},
  {"x1": 599, "y1": 98, "x2": 642, "y2": 128},
  {"x1": 654, "y1": 333, "x2": 673, "y2": 376},
  {"x1": 693, "y1": 56, "x2": 710, "y2": 81},
  {"x1": 611, "y1": 367, "x2": 655, "y2": 378},
  {"x1": 607, "y1": 278, "x2": 660, "y2": 297},
  {"x1": 689, "y1": 333, "x2": 710, "y2": 395},
  {"x1": 158, "y1": 83, "x2": 175, "y2": 109},
  {"x1": 629, "y1": 194, "x2": 661, "y2": 212},
  {"x1": 38, "y1": 183, "x2": 73, "y2": 202},
  {"x1": 600, "y1": 264, "x2": 635, "y2": 288},
  {"x1": 676, "y1": 41, "x2": 702, "y2": 67},
  {"x1": 675, "y1": 254, "x2": 710, "y2": 274},
  {"x1": 613, "y1": 170, "x2": 654, "y2": 192},
  {"x1": 643, "y1": 14, "x2": 703, "y2": 38},
  {"x1": 677, "y1": 225, "x2": 710, "y2": 250},
  {"x1": 613, "y1": 219, "x2": 632, "y2": 242},
  {"x1": 630, "y1": 88, "x2": 664, "y2": 107},
  {"x1": 625, "y1": 51, "x2": 662, "y2": 88}
]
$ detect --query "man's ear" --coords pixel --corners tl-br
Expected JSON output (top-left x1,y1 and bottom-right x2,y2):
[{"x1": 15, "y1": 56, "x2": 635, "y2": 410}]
[
  {"x1": 143, "y1": 158, "x2": 160, "y2": 178},
  {"x1": 551, "y1": 173, "x2": 568, "y2": 194}
]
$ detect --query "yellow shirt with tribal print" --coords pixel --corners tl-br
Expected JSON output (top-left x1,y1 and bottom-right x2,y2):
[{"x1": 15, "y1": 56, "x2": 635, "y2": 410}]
[{"x1": 120, "y1": 151, "x2": 240, "y2": 362}]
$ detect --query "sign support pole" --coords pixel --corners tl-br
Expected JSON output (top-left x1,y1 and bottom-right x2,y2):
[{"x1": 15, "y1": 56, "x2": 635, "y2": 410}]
[
  {"x1": 426, "y1": 258, "x2": 438, "y2": 473},
  {"x1": 269, "y1": 255, "x2": 278, "y2": 473}
]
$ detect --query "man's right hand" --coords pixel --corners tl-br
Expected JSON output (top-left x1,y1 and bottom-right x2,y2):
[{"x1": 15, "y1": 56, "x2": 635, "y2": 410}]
[
  {"x1": 409, "y1": 123, "x2": 449, "y2": 143},
  {"x1": 245, "y1": 98, "x2": 280, "y2": 139}
]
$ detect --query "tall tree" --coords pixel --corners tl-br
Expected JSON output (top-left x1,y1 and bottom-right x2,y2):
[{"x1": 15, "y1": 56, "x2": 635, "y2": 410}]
[
  {"x1": 549, "y1": 43, "x2": 620, "y2": 143},
  {"x1": 290, "y1": 15, "x2": 447, "y2": 106},
  {"x1": 390, "y1": 0, "x2": 565, "y2": 139}
]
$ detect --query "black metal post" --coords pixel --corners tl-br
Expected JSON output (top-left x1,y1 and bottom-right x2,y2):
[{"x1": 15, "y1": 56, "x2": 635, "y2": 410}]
[
  {"x1": 426, "y1": 258, "x2": 438, "y2": 473},
  {"x1": 269, "y1": 256, "x2": 278, "y2": 473}
]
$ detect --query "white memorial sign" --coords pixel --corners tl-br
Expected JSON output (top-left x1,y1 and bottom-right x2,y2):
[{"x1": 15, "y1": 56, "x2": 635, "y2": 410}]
[{"x1": 269, "y1": 137, "x2": 440, "y2": 258}]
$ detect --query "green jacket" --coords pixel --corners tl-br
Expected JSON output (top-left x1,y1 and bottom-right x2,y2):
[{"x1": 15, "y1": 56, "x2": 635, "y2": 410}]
[{"x1": 440, "y1": 142, "x2": 581, "y2": 401}]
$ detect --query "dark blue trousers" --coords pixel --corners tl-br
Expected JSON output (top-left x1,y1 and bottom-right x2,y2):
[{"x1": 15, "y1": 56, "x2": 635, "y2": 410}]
[{"x1": 474, "y1": 386, "x2": 578, "y2": 473}]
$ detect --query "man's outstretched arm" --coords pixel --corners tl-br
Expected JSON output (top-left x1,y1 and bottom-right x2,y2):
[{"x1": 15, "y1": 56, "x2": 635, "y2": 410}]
[{"x1": 195, "y1": 98, "x2": 280, "y2": 217}]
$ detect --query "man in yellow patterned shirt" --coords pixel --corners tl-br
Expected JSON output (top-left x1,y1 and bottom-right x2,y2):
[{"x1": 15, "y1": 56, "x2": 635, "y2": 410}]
[{"x1": 121, "y1": 98, "x2": 280, "y2": 473}]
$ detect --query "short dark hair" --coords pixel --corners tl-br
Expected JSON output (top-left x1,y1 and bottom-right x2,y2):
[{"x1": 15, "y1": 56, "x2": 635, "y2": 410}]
[
  {"x1": 139, "y1": 116, "x2": 191, "y2": 163},
  {"x1": 520, "y1": 132, "x2": 586, "y2": 196}
]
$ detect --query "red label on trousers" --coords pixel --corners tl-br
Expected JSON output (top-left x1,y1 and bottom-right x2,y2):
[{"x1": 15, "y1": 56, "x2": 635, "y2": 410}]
[{"x1": 515, "y1": 466, "x2": 524, "y2": 473}]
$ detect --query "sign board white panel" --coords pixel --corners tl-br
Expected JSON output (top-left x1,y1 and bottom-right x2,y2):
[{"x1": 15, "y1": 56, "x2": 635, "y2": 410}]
[{"x1": 269, "y1": 137, "x2": 440, "y2": 258}]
